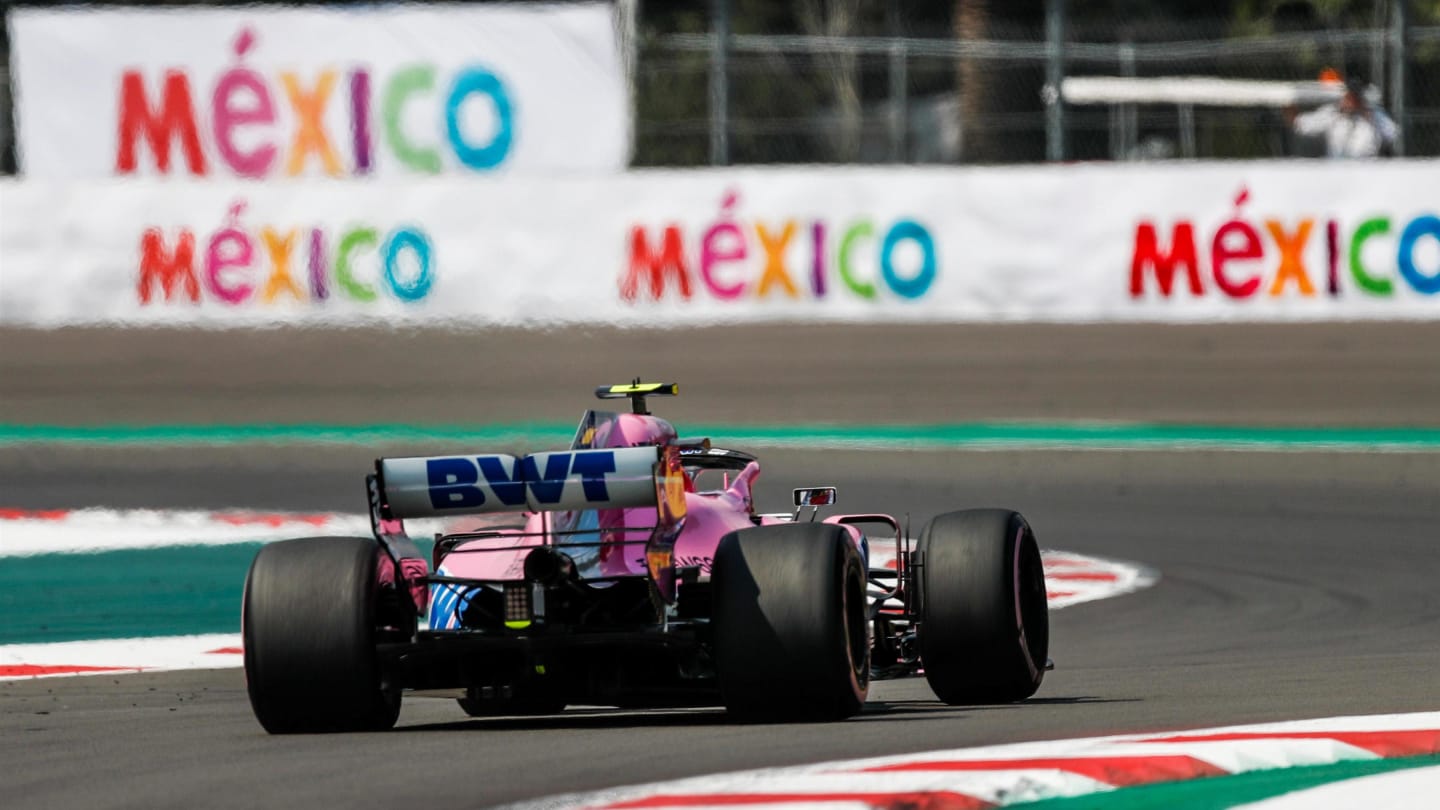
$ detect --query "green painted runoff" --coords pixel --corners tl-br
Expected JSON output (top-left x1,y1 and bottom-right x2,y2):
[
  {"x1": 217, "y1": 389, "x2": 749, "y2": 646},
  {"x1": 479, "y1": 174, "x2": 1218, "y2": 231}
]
[
  {"x1": 0, "y1": 544, "x2": 264, "y2": 644},
  {"x1": 2, "y1": 422, "x2": 1439, "y2": 451},
  {"x1": 1, "y1": 540, "x2": 438, "y2": 645}
]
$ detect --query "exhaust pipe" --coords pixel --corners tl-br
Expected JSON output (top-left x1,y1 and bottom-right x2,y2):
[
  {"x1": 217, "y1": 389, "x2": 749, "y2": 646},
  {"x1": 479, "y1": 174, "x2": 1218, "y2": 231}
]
[{"x1": 523, "y1": 547, "x2": 577, "y2": 586}]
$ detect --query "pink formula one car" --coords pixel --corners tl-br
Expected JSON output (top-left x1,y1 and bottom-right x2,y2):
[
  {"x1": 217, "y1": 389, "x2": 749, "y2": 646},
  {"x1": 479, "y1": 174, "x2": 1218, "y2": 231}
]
[{"x1": 241, "y1": 383, "x2": 1049, "y2": 733}]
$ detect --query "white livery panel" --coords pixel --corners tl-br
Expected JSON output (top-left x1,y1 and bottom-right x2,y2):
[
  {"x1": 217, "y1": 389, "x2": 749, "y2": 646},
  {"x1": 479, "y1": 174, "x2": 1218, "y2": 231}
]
[{"x1": 380, "y1": 446, "x2": 661, "y2": 518}]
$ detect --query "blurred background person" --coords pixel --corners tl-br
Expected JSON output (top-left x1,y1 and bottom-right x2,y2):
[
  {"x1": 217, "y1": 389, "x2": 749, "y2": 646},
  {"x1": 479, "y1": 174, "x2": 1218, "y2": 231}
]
[{"x1": 1287, "y1": 76, "x2": 1399, "y2": 158}]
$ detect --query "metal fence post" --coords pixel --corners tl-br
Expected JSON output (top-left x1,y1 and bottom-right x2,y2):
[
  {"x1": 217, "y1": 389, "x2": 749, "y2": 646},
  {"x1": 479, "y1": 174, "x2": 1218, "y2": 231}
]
[
  {"x1": 889, "y1": 42, "x2": 908, "y2": 162},
  {"x1": 617, "y1": 0, "x2": 639, "y2": 166},
  {"x1": 1389, "y1": 0, "x2": 1407, "y2": 157},
  {"x1": 1178, "y1": 103, "x2": 1196, "y2": 159},
  {"x1": 888, "y1": 1, "x2": 907, "y2": 163},
  {"x1": 1120, "y1": 40, "x2": 1136, "y2": 160},
  {"x1": 1045, "y1": 0, "x2": 1067, "y2": 162},
  {"x1": 709, "y1": 0, "x2": 730, "y2": 166}
]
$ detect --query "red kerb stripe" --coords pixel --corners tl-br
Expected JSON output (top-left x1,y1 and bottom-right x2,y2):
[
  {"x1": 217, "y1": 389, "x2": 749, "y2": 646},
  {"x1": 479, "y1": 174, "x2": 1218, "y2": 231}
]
[
  {"x1": 1136, "y1": 730, "x2": 1440, "y2": 758},
  {"x1": 0, "y1": 664, "x2": 139, "y2": 677},
  {"x1": 859, "y1": 755, "x2": 1225, "y2": 786},
  {"x1": 213, "y1": 512, "x2": 330, "y2": 527},
  {"x1": 601, "y1": 792, "x2": 991, "y2": 810},
  {"x1": 0, "y1": 508, "x2": 71, "y2": 521},
  {"x1": 1045, "y1": 571, "x2": 1119, "y2": 582}
]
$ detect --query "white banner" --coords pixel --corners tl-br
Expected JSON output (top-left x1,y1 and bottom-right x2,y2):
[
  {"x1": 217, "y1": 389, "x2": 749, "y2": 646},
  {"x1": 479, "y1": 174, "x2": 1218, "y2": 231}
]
[
  {"x1": 0, "y1": 162, "x2": 1436, "y2": 326},
  {"x1": 8, "y1": 4, "x2": 627, "y2": 179}
]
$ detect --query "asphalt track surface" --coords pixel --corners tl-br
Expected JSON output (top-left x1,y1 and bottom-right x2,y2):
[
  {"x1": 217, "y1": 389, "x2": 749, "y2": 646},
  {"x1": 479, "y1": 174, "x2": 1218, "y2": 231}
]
[
  {"x1": 2, "y1": 324, "x2": 1439, "y2": 809},
  {"x1": 5, "y1": 322, "x2": 1440, "y2": 426}
]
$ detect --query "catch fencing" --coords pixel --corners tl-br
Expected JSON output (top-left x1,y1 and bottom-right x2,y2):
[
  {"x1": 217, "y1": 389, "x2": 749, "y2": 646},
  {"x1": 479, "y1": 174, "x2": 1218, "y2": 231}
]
[{"x1": 636, "y1": 0, "x2": 1440, "y2": 165}]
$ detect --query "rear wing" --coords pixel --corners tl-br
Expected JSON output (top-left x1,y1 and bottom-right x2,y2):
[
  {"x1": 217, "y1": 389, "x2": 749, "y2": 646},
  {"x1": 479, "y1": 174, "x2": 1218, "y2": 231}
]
[{"x1": 376, "y1": 446, "x2": 680, "y2": 520}]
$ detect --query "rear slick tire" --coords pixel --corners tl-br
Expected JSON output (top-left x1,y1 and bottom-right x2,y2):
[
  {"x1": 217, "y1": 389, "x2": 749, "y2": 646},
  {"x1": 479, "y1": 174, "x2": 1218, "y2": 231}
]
[
  {"x1": 242, "y1": 537, "x2": 401, "y2": 733},
  {"x1": 917, "y1": 509, "x2": 1048, "y2": 705},
  {"x1": 712, "y1": 522, "x2": 869, "y2": 721}
]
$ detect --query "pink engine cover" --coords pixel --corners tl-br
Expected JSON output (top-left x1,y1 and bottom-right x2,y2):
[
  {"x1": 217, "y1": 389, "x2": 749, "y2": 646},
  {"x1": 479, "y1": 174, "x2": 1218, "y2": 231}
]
[{"x1": 436, "y1": 413, "x2": 761, "y2": 582}]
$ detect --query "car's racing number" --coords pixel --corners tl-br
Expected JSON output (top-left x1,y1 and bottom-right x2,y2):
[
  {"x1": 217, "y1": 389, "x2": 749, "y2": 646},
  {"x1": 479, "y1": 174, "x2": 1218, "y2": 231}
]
[{"x1": 381, "y1": 446, "x2": 661, "y2": 518}]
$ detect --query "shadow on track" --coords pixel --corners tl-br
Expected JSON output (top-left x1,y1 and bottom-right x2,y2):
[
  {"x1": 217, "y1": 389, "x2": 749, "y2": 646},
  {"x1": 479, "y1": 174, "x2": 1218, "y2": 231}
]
[
  {"x1": 395, "y1": 707, "x2": 733, "y2": 733},
  {"x1": 854, "y1": 695, "x2": 1136, "y2": 721},
  {"x1": 394, "y1": 695, "x2": 1134, "y2": 732}
]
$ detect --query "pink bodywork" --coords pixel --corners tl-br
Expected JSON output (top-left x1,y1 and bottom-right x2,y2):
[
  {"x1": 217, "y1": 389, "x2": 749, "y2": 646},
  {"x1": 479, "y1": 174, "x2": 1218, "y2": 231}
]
[
  {"x1": 376, "y1": 552, "x2": 431, "y2": 616},
  {"x1": 432, "y1": 413, "x2": 863, "y2": 589}
]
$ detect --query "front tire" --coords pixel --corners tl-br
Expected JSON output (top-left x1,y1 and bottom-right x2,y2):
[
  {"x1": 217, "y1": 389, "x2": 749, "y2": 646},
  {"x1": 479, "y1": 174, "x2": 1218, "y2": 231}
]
[
  {"x1": 712, "y1": 522, "x2": 869, "y2": 721},
  {"x1": 917, "y1": 509, "x2": 1048, "y2": 704},
  {"x1": 243, "y1": 537, "x2": 402, "y2": 733}
]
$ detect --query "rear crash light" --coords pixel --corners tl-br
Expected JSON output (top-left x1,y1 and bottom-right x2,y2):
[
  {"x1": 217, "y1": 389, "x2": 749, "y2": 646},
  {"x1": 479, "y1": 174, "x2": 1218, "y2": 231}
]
[{"x1": 503, "y1": 583, "x2": 532, "y2": 629}]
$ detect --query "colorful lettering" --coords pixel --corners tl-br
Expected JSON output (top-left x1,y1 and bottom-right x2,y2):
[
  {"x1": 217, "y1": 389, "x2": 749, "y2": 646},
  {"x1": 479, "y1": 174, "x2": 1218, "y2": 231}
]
[
  {"x1": 1349, "y1": 217, "x2": 1393, "y2": 296},
  {"x1": 1132, "y1": 188, "x2": 1435, "y2": 302},
  {"x1": 337, "y1": 228, "x2": 380, "y2": 302},
  {"x1": 260, "y1": 228, "x2": 303, "y2": 303},
  {"x1": 1130, "y1": 222, "x2": 1202, "y2": 297},
  {"x1": 384, "y1": 66, "x2": 441, "y2": 174},
  {"x1": 620, "y1": 195, "x2": 940, "y2": 305},
  {"x1": 1265, "y1": 219, "x2": 1316, "y2": 297},
  {"x1": 1398, "y1": 215, "x2": 1440, "y2": 295},
  {"x1": 880, "y1": 219, "x2": 937, "y2": 299},
  {"x1": 445, "y1": 67, "x2": 513, "y2": 170},
  {"x1": 810, "y1": 222, "x2": 827, "y2": 298},
  {"x1": 622, "y1": 225, "x2": 692, "y2": 302},
  {"x1": 113, "y1": 27, "x2": 520, "y2": 177},
  {"x1": 137, "y1": 200, "x2": 438, "y2": 309},
  {"x1": 137, "y1": 228, "x2": 200, "y2": 303},
  {"x1": 117, "y1": 71, "x2": 207, "y2": 175},
  {"x1": 211, "y1": 29, "x2": 276, "y2": 178},
  {"x1": 382, "y1": 228, "x2": 435, "y2": 302},
  {"x1": 1212, "y1": 219, "x2": 1263, "y2": 299},
  {"x1": 839, "y1": 222, "x2": 877, "y2": 299},
  {"x1": 754, "y1": 221, "x2": 799, "y2": 299},
  {"x1": 308, "y1": 228, "x2": 329, "y2": 300},
  {"x1": 350, "y1": 70, "x2": 373, "y2": 175},
  {"x1": 204, "y1": 203, "x2": 255, "y2": 304},
  {"x1": 1326, "y1": 220, "x2": 1340, "y2": 296},
  {"x1": 700, "y1": 218, "x2": 747, "y2": 300},
  {"x1": 282, "y1": 71, "x2": 343, "y2": 177}
]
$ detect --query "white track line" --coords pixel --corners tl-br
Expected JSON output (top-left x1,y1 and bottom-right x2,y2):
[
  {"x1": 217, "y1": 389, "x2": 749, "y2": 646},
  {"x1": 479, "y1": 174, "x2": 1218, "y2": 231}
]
[
  {"x1": 0, "y1": 634, "x2": 242, "y2": 678},
  {"x1": 0, "y1": 508, "x2": 454, "y2": 555}
]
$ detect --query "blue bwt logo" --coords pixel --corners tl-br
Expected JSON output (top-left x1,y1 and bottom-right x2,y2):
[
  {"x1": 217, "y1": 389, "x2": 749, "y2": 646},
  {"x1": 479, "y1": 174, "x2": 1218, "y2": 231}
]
[{"x1": 426, "y1": 452, "x2": 619, "y2": 510}]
